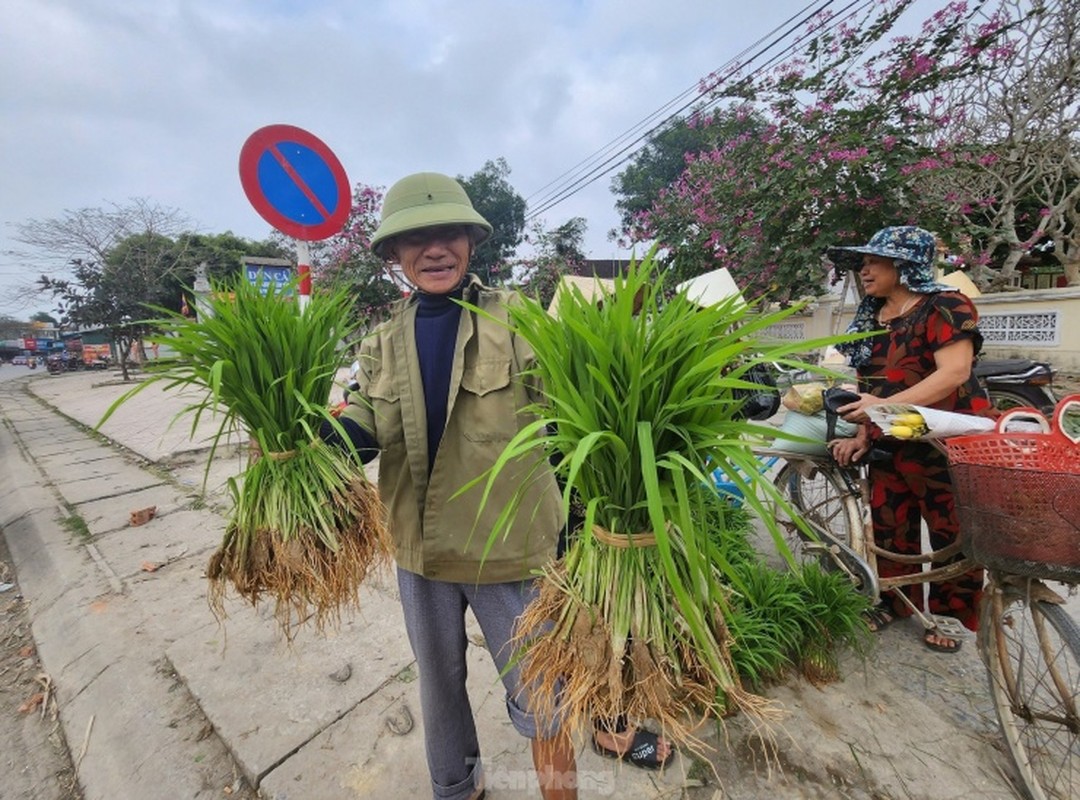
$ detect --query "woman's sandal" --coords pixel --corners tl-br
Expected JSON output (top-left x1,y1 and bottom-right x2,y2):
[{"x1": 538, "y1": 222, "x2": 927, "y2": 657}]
[
  {"x1": 923, "y1": 627, "x2": 963, "y2": 653},
  {"x1": 863, "y1": 604, "x2": 898, "y2": 633},
  {"x1": 592, "y1": 728, "x2": 674, "y2": 770}
]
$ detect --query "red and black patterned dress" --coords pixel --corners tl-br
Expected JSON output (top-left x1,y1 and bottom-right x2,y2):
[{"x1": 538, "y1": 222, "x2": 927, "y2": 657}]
[{"x1": 858, "y1": 291, "x2": 991, "y2": 630}]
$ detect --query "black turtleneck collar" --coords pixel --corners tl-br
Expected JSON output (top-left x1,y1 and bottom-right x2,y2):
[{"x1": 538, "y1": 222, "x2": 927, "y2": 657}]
[{"x1": 415, "y1": 281, "x2": 466, "y2": 315}]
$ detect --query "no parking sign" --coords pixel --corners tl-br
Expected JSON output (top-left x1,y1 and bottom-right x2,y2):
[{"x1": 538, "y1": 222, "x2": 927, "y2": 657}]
[
  {"x1": 239, "y1": 125, "x2": 351, "y2": 305},
  {"x1": 239, "y1": 124, "x2": 351, "y2": 240}
]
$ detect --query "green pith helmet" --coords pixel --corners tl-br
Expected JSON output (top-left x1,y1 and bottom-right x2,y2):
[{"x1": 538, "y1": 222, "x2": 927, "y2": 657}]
[{"x1": 371, "y1": 172, "x2": 493, "y2": 258}]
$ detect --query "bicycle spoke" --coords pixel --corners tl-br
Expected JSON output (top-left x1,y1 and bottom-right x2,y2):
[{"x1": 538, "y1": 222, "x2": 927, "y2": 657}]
[{"x1": 776, "y1": 462, "x2": 859, "y2": 552}]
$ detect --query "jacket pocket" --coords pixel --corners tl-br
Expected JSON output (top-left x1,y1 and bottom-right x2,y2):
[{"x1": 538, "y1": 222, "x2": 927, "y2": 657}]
[
  {"x1": 368, "y1": 372, "x2": 405, "y2": 444},
  {"x1": 460, "y1": 359, "x2": 517, "y2": 442},
  {"x1": 460, "y1": 358, "x2": 511, "y2": 396}
]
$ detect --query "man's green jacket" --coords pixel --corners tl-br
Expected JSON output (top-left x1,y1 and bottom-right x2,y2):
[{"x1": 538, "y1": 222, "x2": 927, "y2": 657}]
[{"x1": 341, "y1": 275, "x2": 562, "y2": 583}]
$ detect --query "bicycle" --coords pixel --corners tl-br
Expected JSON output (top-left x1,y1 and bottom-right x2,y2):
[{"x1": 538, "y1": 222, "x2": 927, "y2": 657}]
[{"x1": 757, "y1": 394, "x2": 1080, "y2": 800}]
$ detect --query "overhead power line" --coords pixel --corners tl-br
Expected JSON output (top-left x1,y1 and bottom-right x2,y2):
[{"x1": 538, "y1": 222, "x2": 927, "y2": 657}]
[
  {"x1": 523, "y1": 0, "x2": 836, "y2": 220},
  {"x1": 685, "y1": 0, "x2": 876, "y2": 122},
  {"x1": 519, "y1": 3, "x2": 828, "y2": 207},
  {"x1": 524, "y1": 0, "x2": 882, "y2": 223}
]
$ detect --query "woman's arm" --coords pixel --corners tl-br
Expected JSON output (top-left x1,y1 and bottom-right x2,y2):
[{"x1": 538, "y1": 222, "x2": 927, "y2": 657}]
[{"x1": 838, "y1": 338, "x2": 975, "y2": 423}]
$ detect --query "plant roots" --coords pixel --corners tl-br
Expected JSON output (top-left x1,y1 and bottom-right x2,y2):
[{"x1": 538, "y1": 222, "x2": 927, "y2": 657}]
[{"x1": 207, "y1": 476, "x2": 391, "y2": 639}]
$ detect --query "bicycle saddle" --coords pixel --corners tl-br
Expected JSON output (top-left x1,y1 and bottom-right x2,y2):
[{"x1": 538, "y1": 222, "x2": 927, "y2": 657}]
[{"x1": 820, "y1": 387, "x2": 862, "y2": 445}]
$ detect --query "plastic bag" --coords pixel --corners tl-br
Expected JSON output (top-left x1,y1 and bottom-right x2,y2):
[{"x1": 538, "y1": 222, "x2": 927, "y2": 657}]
[
  {"x1": 771, "y1": 410, "x2": 858, "y2": 456},
  {"x1": 781, "y1": 382, "x2": 831, "y2": 415}
]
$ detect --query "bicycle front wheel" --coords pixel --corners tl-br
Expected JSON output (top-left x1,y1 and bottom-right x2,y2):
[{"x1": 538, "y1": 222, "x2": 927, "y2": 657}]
[
  {"x1": 774, "y1": 460, "x2": 861, "y2": 565},
  {"x1": 980, "y1": 578, "x2": 1080, "y2": 800}
]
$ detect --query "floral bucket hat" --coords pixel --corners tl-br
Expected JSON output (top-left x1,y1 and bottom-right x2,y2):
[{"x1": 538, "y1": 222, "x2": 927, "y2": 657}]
[{"x1": 827, "y1": 226, "x2": 952, "y2": 293}]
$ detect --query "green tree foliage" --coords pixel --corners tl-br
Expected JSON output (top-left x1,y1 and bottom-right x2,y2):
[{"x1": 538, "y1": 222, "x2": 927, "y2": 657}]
[
  {"x1": 457, "y1": 158, "x2": 527, "y2": 284},
  {"x1": 166, "y1": 231, "x2": 290, "y2": 311},
  {"x1": 22, "y1": 200, "x2": 295, "y2": 379},
  {"x1": 0, "y1": 315, "x2": 22, "y2": 339},
  {"x1": 38, "y1": 255, "x2": 160, "y2": 380},
  {"x1": 512, "y1": 217, "x2": 588, "y2": 309},
  {"x1": 30, "y1": 311, "x2": 58, "y2": 325}
]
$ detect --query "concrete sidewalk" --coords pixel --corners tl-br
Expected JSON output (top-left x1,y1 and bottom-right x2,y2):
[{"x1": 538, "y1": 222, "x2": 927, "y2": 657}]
[{"x1": 1, "y1": 369, "x2": 1027, "y2": 799}]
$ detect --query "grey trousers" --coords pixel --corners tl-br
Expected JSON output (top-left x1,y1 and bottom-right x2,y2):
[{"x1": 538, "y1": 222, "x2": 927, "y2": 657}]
[{"x1": 397, "y1": 567, "x2": 556, "y2": 800}]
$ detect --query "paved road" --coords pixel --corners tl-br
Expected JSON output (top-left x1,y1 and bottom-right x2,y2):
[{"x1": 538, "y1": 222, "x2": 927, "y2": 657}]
[{"x1": 0, "y1": 364, "x2": 42, "y2": 384}]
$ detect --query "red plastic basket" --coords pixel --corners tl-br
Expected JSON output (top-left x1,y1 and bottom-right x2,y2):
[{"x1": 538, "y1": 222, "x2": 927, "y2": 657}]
[{"x1": 945, "y1": 397, "x2": 1080, "y2": 582}]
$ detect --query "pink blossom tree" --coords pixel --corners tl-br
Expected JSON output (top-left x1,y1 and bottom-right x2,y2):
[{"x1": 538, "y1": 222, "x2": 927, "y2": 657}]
[
  {"x1": 918, "y1": 0, "x2": 1080, "y2": 287},
  {"x1": 631, "y1": 0, "x2": 1068, "y2": 299}
]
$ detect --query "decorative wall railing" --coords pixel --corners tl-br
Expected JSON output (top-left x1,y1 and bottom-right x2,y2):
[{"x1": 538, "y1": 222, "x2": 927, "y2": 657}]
[
  {"x1": 761, "y1": 286, "x2": 1080, "y2": 371},
  {"x1": 977, "y1": 311, "x2": 1060, "y2": 347},
  {"x1": 760, "y1": 321, "x2": 806, "y2": 342}
]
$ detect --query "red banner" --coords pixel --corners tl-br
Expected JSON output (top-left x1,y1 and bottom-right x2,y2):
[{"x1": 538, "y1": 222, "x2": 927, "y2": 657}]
[{"x1": 82, "y1": 344, "x2": 111, "y2": 364}]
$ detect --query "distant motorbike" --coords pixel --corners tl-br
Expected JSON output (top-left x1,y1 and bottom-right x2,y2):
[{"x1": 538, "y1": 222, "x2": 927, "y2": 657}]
[{"x1": 974, "y1": 357, "x2": 1057, "y2": 415}]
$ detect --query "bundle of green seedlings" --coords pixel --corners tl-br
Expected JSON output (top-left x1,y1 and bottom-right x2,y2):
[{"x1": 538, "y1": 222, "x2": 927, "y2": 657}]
[
  {"x1": 699, "y1": 491, "x2": 870, "y2": 690},
  {"x1": 464, "y1": 247, "x2": 868, "y2": 755},
  {"x1": 101, "y1": 278, "x2": 390, "y2": 637}
]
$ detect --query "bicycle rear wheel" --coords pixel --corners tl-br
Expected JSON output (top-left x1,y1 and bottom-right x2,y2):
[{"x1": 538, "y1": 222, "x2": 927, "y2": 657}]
[
  {"x1": 980, "y1": 578, "x2": 1080, "y2": 800},
  {"x1": 774, "y1": 460, "x2": 861, "y2": 566}
]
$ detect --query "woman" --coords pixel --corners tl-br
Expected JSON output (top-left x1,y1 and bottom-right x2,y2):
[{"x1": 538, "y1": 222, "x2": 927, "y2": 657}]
[{"x1": 827, "y1": 226, "x2": 991, "y2": 653}]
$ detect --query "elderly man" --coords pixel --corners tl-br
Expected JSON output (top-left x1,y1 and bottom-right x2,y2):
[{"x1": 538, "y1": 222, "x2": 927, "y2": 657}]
[{"x1": 326, "y1": 172, "x2": 577, "y2": 800}]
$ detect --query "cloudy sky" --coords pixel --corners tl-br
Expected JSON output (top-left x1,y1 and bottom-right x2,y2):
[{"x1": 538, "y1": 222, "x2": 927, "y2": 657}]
[{"x1": 0, "y1": 0, "x2": 929, "y2": 319}]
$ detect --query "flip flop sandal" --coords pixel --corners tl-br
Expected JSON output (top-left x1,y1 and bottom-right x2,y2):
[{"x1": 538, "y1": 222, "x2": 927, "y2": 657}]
[
  {"x1": 592, "y1": 728, "x2": 674, "y2": 770},
  {"x1": 924, "y1": 628, "x2": 963, "y2": 653},
  {"x1": 863, "y1": 604, "x2": 899, "y2": 633}
]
